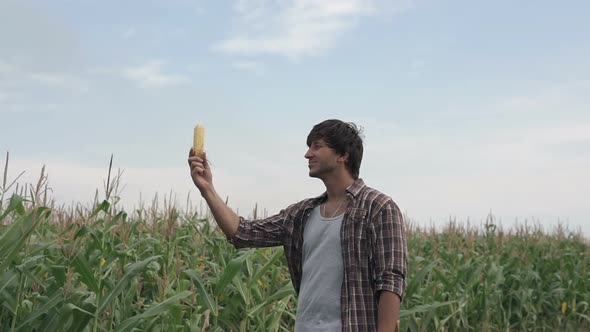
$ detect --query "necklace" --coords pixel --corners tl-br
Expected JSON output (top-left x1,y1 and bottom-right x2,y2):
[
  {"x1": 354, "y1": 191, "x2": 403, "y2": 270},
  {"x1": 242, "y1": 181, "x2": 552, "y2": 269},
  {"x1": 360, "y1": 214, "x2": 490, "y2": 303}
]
[{"x1": 322, "y1": 198, "x2": 347, "y2": 218}]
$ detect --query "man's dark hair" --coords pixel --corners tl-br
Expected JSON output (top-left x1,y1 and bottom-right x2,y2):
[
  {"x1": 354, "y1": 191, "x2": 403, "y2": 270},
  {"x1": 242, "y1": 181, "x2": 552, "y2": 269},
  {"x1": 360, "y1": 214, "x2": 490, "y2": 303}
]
[{"x1": 307, "y1": 119, "x2": 364, "y2": 179}]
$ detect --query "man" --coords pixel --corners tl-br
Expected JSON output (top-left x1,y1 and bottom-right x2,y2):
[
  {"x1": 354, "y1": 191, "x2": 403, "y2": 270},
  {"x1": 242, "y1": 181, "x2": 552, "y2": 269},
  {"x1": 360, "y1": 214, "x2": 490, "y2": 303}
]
[{"x1": 188, "y1": 119, "x2": 407, "y2": 331}]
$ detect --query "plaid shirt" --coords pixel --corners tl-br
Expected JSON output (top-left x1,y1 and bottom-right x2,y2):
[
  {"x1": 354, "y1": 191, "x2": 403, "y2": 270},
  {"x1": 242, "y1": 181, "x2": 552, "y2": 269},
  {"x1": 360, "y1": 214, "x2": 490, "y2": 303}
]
[{"x1": 229, "y1": 179, "x2": 407, "y2": 331}]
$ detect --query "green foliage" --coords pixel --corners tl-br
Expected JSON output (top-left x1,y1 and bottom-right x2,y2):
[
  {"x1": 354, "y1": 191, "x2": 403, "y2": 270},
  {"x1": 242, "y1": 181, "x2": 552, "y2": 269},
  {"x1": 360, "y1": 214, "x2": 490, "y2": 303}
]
[
  {"x1": 0, "y1": 195, "x2": 295, "y2": 331},
  {"x1": 0, "y1": 194, "x2": 588, "y2": 331},
  {"x1": 399, "y1": 222, "x2": 590, "y2": 331}
]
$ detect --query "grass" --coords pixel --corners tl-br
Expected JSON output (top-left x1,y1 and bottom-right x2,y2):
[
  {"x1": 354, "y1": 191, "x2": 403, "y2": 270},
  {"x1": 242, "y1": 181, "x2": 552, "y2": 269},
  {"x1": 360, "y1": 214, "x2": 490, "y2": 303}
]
[{"x1": 1, "y1": 152, "x2": 589, "y2": 331}]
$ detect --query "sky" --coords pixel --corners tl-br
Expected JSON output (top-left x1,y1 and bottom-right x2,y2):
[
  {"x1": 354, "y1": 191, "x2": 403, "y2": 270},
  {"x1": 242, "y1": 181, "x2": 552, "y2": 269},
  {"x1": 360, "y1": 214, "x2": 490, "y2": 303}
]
[{"x1": 1, "y1": 0, "x2": 589, "y2": 237}]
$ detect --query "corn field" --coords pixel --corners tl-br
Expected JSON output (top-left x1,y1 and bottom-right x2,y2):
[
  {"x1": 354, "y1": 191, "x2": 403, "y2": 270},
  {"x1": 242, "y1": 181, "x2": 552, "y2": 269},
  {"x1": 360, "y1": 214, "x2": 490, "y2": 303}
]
[{"x1": 0, "y1": 166, "x2": 589, "y2": 331}]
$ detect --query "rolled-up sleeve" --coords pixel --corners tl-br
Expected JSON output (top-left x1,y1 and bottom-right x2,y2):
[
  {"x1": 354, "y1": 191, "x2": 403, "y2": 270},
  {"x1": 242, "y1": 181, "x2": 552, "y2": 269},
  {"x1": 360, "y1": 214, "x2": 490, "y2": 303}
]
[
  {"x1": 228, "y1": 208, "x2": 289, "y2": 249},
  {"x1": 371, "y1": 200, "x2": 408, "y2": 300}
]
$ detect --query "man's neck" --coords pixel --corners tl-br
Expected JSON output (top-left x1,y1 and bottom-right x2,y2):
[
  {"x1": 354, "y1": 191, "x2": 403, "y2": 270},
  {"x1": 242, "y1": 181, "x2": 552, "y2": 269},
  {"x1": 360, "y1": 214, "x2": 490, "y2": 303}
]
[{"x1": 323, "y1": 173, "x2": 355, "y2": 202}]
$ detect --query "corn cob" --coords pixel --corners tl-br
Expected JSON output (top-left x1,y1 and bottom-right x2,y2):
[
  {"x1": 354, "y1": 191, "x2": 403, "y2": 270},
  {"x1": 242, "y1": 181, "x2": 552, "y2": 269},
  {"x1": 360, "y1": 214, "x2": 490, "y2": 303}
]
[{"x1": 193, "y1": 124, "x2": 205, "y2": 157}]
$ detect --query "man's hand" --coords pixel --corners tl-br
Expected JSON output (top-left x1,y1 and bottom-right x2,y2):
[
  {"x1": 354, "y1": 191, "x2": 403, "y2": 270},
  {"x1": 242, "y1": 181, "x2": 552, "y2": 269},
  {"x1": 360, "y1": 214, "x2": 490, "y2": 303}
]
[
  {"x1": 188, "y1": 149, "x2": 213, "y2": 195},
  {"x1": 187, "y1": 148, "x2": 240, "y2": 238}
]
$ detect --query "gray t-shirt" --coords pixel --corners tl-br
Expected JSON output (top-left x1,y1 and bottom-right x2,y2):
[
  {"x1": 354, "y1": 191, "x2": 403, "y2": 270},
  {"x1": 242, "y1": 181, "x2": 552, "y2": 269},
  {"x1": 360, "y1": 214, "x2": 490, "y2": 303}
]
[{"x1": 294, "y1": 206, "x2": 344, "y2": 332}]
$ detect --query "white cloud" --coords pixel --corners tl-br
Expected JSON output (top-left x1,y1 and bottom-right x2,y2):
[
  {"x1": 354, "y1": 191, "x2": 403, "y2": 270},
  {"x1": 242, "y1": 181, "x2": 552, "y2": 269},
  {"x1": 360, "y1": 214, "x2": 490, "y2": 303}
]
[
  {"x1": 410, "y1": 59, "x2": 425, "y2": 69},
  {"x1": 351, "y1": 109, "x2": 589, "y2": 234},
  {"x1": 121, "y1": 26, "x2": 136, "y2": 39},
  {"x1": 150, "y1": 0, "x2": 207, "y2": 15},
  {"x1": 215, "y1": 0, "x2": 407, "y2": 59},
  {"x1": 28, "y1": 72, "x2": 88, "y2": 92},
  {"x1": 1, "y1": 156, "x2": 318, "y2": 219},
  {"x1": 0, "y1": 103, "x2": 64, "y2": 114},
  {"x1": 486, "y1": 81, "x2": 590, "y2": 117},
  {"x1": 0, "y1": 59, "x2": 87, "y2": 113},
  {"x1": 123, "y1": 61, "x2": 188, "y2": 89},
  {"x1": 522, "y1": 125, "x2": 590, "y2": 145},
  {"x1": 2, "y1": 157, "x2": 190, "y2": 210},
  {"x1": 231, "y1": 60, "x2": 267, "y2": 75},
  {"x1": 493, "y1": 94, "x2": 564, "y2": 115},
  {"x1": 0, "y1": 59, "x2": 88, "y2": 92},
  {"x1": 0, "y1": 61, "x2": 18, "y2": 74},
  {"x1": 5, "y1": 130, "x2": 589, "y2": 237}
]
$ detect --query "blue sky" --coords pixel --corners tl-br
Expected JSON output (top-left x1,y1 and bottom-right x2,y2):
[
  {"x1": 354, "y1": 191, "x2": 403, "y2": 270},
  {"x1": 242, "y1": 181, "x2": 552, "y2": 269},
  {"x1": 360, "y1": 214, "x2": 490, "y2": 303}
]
[{"x1": 1, "y1": 0, "x2": 589, "y2": 236}]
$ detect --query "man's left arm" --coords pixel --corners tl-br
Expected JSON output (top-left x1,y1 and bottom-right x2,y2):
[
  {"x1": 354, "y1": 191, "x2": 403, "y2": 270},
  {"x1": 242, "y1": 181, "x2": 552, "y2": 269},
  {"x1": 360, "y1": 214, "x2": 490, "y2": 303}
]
[
  {"x1": 378, "y1": 291, "x2": 400, "y2": 332},
  {"x1": 371, "y1": 199, "x2": 408, "y2": 332}
]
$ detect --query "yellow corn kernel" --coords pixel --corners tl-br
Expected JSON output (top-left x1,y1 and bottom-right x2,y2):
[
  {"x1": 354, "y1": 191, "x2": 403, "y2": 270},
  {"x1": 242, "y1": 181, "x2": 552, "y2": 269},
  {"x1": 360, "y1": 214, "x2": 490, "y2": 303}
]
[{"x1": 193, "y1": 124, "x2": 205, "y2": 156}]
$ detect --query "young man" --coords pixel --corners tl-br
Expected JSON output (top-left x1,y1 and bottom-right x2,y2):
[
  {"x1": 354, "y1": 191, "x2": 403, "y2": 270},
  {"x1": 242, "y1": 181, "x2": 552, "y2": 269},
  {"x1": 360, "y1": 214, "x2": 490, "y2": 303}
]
[{"x1": 188, "y1": 119, "x2": 407, "y2": 331}]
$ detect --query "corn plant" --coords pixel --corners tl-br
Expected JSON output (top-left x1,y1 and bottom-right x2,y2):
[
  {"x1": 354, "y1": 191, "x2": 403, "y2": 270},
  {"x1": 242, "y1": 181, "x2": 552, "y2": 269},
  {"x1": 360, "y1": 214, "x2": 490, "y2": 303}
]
[{"x1": 0, "y1": 159, "x2": 588, "y2": 331}]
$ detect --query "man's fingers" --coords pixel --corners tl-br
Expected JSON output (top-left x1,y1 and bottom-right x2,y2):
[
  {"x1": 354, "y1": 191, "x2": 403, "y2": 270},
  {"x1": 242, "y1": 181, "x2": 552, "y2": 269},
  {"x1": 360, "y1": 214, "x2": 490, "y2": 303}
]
[
  {"x1": 188, "y1": 150, "x2": 208, "y2": 176},
  {"x1": 202, "y1": 152, "x2": 209, "y2": 169},
  {"x1": 194, "y1": 169, "x2": 204, "y2": 177},
  {"x1": 191, "y1": 165, "x2": 205, "y2": 175},
  {"x1": 188, "y1": 156, "x2": 204, "y2": 168},
  {"x1": 190, "y1": 161, "x2": 204, "y2": 170}
]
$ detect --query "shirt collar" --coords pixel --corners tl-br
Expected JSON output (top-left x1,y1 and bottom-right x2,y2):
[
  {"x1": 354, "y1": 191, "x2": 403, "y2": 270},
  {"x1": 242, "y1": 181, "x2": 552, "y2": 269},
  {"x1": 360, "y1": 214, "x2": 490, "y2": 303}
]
[
  {"x1": 346, "y1": 178, "x2": 365, "y2": 198},
  {"x1": 311, "y1": 178, "x2": 366, "y2": 204}
]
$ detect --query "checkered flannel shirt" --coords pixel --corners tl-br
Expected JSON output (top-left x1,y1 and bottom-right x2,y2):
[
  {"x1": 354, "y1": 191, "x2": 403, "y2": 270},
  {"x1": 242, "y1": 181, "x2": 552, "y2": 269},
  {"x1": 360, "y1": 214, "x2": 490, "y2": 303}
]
[{"x1": 229, "y1": 179, "x2": 407, "y2": 331}]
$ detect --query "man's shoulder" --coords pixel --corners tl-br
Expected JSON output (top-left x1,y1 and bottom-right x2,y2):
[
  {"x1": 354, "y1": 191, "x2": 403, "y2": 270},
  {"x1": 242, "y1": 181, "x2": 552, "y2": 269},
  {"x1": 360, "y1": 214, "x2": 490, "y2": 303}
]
[
  {"x1": 283, "y1": 196, "x2": 321, "y2": 214},
  {"x1": 356, "y1": 183, "x2": 401, "y2": 212},
  {"x1": 358, "y1": 184, "x2": 392, "y2": 202}
]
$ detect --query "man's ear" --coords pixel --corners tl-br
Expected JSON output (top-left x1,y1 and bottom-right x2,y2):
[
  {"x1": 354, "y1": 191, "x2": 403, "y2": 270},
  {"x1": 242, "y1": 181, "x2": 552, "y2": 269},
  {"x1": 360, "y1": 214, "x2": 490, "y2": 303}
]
[{"x1": 339, "y1": 152, "x2": 349, "y2": 162}]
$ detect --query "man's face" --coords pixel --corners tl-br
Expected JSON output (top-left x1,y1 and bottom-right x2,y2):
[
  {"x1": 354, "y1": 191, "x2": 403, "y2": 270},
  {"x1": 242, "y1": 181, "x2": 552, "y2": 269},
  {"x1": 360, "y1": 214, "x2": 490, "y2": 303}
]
[{"x1": 304, "y1": 139, "x2": 341, "y2": 178}]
